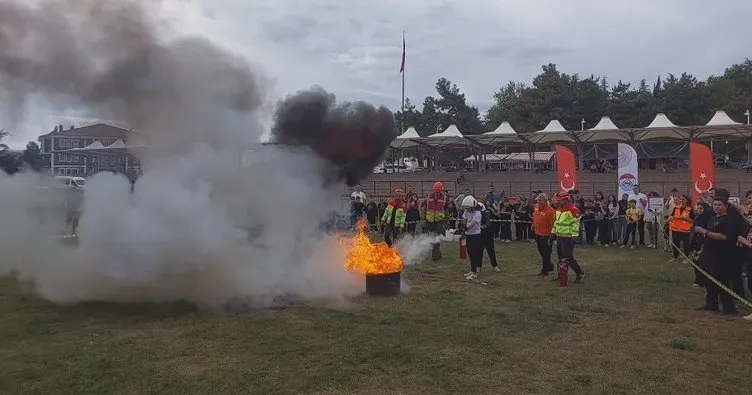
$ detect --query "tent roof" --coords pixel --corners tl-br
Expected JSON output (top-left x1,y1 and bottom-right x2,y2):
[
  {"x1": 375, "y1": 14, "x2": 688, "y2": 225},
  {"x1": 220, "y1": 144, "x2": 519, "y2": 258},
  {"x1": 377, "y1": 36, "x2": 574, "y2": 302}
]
[
  {"x1": 463, "y1": 151, "x2": 555, "y2": 163},
  {"x1": 469, "y1": 121, "x2": 523, "y2": 145},
  {"x1": 487, "y1": 121, "x2": 516, "y2": 135},
  {"x1": 692, "y1": 110, "x2": 752, "y2": 139},
  {"x1": 390, "y1": 126, "x2": 421, "y2": 149},
  {"x1": 541, "y1": 120, "x2": 566, "y2": 132},
  {"x1": 578, "y1": 116, "x2": 630, "y2": 143},
  {"x1": 646, "y1": 113, "x2": 677, "y2": 128},
  {"x1": 433, "y1": 124, "x2": 463, "y2": 138},
  {"x1": 423, "y1": 124, "x2": 470, "y2": 147},
  {"x1": 589, "y1": 116, "x2": 619, "y2": 131},
  {"x1": 705, "y1": 110, "x2": 740, "y2": 126},
  {"x1": 527, "y1": 120, "x2": 572, "y2": 144},
  {"x1": 398, "y1": 126, "x2": 420, "y2": 138}
]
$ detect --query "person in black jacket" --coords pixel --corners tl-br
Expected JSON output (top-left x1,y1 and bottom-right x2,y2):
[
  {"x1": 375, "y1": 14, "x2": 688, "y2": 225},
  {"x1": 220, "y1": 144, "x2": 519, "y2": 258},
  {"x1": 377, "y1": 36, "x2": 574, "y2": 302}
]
[{"x1": 479, "y1": 203, "x2": 500, "y2": 272}]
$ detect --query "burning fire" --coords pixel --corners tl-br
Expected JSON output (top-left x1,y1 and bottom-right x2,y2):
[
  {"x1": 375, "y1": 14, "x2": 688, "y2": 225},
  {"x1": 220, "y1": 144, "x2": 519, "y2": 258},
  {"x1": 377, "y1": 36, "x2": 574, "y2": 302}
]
[{"x1": 340, "y1": 219, "x2": 404, "y2": 275}]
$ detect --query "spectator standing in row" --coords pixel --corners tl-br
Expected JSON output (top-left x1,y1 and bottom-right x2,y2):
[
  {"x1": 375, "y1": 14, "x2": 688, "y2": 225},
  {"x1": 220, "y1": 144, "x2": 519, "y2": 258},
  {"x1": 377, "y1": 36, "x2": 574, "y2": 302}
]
[
  {"x1": 668, "y1": 195, "x2": 694, "y2": 262},
  {"x1": 629, "y1": 184, "x2": 648, "y2": 246},
  {"x1": 622, "y1": 199, "x2": 641, "y2": 248}
]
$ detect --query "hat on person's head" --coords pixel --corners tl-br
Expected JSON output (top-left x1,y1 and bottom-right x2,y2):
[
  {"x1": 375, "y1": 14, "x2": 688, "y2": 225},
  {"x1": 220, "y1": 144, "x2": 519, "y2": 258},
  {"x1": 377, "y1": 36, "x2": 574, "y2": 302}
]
[{"x1": 461, "y1": 195, "x2": 477, "y2": 209}]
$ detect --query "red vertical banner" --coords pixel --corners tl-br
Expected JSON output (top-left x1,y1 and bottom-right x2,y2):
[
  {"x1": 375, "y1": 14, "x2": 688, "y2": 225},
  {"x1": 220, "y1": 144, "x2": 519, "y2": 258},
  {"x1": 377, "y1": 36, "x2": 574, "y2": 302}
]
[
  {"x1": 690, "y1": 142, "x2": 715, "y2": 202},
  {"x1": 555, "y1": 145, "x2": 577, "y2": 192}
]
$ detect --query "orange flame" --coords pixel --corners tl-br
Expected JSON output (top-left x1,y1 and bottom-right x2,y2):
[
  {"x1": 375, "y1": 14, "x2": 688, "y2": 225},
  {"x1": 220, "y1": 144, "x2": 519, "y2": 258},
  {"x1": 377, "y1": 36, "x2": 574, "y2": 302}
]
[{"x1": 340, "y1": 218, "x2": 404, "y2": 275}]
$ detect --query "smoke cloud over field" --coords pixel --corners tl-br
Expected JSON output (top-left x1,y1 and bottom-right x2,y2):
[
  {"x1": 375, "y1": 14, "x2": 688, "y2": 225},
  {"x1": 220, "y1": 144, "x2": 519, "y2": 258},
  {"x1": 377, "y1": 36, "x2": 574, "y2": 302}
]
[{"x1": 0, "y1": 0, "x2": 397, "y2": 309}]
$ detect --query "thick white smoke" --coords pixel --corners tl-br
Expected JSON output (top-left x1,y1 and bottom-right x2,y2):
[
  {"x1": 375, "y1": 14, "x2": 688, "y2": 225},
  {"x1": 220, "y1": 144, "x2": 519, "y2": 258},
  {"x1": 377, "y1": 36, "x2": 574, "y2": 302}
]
[{"x1": 0, "y1": 0, "x2": 379, "y2": 309}]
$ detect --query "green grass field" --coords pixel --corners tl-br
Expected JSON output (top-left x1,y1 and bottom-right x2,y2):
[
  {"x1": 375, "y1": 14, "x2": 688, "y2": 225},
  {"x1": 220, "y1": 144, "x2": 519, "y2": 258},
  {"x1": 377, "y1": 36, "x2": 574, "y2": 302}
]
[{"x1": 1, "y1": 242, "x2": 751, "y2": 394}]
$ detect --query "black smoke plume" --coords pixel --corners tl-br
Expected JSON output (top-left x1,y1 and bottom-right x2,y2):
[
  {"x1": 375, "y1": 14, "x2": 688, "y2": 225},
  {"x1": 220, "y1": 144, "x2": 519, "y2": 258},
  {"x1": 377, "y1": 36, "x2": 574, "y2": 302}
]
[{"x1": 271, "y1": 87, "x2": 398, "y2": 186}]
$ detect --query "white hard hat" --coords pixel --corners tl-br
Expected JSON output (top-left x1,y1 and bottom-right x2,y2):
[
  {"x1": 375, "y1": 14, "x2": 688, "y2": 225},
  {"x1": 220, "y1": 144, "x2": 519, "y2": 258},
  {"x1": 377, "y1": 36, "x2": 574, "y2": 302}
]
[{"x1": 461, "y1": 195, "x2": 477, "y2": 209}]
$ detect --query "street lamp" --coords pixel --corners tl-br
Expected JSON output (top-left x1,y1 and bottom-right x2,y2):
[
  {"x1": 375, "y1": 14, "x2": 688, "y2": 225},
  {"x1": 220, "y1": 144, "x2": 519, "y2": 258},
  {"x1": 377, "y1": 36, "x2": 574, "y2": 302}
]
[
  {"x1": 580, "y1": 118, "x2": 585, "y2": 131},
  {"x1": 745, "y1": 109, "x2": 750, "y2": 124}
]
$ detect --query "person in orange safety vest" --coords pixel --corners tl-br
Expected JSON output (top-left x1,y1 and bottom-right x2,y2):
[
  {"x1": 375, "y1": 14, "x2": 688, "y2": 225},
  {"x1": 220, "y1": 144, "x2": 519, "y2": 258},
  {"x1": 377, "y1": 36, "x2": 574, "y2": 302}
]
[{"x1": 425, "y1": 181, "x2": 447, "y2": 261}]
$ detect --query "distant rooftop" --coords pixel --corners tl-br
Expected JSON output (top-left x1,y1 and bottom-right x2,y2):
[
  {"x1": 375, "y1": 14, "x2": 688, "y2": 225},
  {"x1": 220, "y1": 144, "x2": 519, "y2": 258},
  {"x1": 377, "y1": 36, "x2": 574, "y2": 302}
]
[{"x1": 39, "y1": 123, "x2": 132, "y2": 139}]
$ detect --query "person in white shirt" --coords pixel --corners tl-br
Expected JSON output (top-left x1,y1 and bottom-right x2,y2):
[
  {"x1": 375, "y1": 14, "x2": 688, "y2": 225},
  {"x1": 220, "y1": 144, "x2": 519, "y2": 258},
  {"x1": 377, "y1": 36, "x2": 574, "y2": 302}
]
[
  {"x1": 461, "y1": 195, "x2": 483, "y2": 280},
  {"x1": 350, "y1": 185, "x2": 366, "y2": 202},
  {"x1": 628, "y1": 184, "x2": 648, "y2": 245}
]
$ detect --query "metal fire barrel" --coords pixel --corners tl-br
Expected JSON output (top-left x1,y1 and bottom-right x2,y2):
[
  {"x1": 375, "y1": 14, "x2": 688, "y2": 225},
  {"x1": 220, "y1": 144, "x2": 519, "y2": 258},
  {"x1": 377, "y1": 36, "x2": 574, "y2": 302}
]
[{"x1": 365, "y1": 272, "x2": 401, "y2": 296}]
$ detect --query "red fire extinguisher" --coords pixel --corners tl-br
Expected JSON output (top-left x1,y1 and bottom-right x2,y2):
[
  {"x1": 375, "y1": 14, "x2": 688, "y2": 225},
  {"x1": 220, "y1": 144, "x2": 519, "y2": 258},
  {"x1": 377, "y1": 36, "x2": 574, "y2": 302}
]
[
  {"x1": 558, "y1": 259, "x2": 569, "y2": 287},
  {"x1": 459, "y1": 236, "x2": 467, "y2": 259}
]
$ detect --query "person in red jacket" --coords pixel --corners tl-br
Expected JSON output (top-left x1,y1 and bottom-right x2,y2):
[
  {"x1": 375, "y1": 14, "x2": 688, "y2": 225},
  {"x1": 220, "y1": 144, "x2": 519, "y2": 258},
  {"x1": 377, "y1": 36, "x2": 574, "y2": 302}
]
[{"x1": 425, "y1": 181, "x2": 447, "y2": 261}]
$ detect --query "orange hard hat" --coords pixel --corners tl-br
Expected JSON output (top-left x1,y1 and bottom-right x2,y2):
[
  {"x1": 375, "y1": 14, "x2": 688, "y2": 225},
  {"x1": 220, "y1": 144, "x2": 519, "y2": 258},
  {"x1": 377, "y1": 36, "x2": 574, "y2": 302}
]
[{"x1": 432, "y1": 181, "x2": 444, "y2": 191}]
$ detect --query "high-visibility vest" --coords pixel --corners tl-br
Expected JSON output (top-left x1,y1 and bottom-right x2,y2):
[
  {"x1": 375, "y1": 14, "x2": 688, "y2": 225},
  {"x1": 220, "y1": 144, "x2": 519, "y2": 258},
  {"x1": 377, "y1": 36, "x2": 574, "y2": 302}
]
[
  {"x1": 670, "y1": 206, "x2": 692, "y2": 233},
  {"x1": 425, "y1": 193, "x2": 446, "y2": 223},
  {"x1": 553, "y1": 207, "x2": 580, "y2": 238},
  {"x1": 381, "y1": 202, "x2": 407, "y2": 229}
]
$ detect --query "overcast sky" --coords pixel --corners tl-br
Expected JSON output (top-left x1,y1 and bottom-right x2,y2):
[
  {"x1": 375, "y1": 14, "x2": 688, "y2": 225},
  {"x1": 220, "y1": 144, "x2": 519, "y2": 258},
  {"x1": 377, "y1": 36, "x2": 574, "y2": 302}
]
[{"x1": 4, "y1": 0, "x2": 751, "y2": 148}]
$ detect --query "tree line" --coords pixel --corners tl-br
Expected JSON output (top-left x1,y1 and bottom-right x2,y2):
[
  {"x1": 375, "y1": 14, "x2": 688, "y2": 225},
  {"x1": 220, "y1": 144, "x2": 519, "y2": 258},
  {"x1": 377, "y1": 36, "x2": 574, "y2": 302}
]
[
  {"x1": 0, "y1": 129, "x2": 44, "y2": 174},
  {"x1": 395, "y1": 59, "x2": 752, "y2": 136}
]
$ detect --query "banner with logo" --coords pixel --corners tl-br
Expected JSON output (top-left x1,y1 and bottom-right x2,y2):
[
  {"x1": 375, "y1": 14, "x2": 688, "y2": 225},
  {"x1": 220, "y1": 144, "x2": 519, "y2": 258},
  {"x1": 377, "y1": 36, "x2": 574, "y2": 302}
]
[
  {"x1": 617, "y1": 143, "x2": 638, "y2": 198},
  {"x1": 555, "y1": 145, "x2": 577, "y2": 192},
  {"x1": 690, "y1": 142, "x2": 714, "y2": 202}
]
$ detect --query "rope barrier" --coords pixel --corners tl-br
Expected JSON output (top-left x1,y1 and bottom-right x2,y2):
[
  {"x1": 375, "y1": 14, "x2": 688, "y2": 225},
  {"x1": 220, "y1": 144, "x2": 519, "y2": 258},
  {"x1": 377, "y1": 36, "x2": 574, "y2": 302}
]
[{"x1": 657, "y1": 217, "x2": 752, "y2": 310}]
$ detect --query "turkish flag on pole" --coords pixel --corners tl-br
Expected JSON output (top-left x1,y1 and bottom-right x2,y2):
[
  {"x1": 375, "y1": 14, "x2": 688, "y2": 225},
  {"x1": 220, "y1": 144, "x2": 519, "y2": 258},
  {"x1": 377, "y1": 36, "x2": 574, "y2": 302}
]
[
  {"x1": 399, "y1": 32, "x2": 405, "y2": 73},
  {"x1": 555, "y1": 145, "x2": 578, "y2": 192},
  {"x1": 690, "y1": 142, "x2": 715, "y2": 202}
]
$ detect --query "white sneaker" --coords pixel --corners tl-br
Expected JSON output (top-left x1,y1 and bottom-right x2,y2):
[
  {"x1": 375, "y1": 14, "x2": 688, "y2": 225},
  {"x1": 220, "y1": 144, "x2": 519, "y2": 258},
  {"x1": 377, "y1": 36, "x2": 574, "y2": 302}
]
[
  {"x1": 629, "y1": 245, "x2": 635, "y2": 249},
  {"x1": 494, "y1": 266, "x2": 501, "y2": 272},
  {"x1": 463, "y1": 272, "x2": 474, "y2": 279},
  {"x1": 466, "y1": 272, "x2": 478, "y2": 280},
  {"x1": 620, "y1": 245, "x2": 626, "y2": 249},
  {"x1": 604, "y1": 244, "x2": 610, "y2": 247},
  {"x1": 647, "y1": 244, "x2": 654, "y2": 248},
  {"x1": 744, "y1": 313, "x2": 752, "y2": 321}
]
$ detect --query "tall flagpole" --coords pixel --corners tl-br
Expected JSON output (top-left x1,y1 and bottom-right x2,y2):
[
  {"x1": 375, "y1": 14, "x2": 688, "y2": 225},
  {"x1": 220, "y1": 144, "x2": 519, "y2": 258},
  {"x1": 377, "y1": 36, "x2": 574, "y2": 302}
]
[{"x1": 400, "y1": 30, "x2": 405, "y2": 133}]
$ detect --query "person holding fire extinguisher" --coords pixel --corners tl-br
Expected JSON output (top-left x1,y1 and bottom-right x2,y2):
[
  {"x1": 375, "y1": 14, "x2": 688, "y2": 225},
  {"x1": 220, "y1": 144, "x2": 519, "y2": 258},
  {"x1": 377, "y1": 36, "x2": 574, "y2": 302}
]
[
  {"x1": 381, "y1": 189, "x2": 407, "y2": 247},
  {"x1": 551, "y1": 191, "x2": 586, "y2": 284},
  {"x1": 425, "y1": 181, "x2": 447, "y2": 261}
]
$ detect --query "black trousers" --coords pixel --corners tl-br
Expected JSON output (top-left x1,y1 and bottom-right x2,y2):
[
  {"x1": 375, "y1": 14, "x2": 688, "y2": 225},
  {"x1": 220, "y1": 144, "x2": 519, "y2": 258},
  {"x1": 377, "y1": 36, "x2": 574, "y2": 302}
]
[
  {"x1": 597, "y1": 219, "x2": 609, "y2": 245},
  {"x1": 426, "y1": 221, "x2": 444, "y2": 261},
  {"x1": 556, "y1": 237, "x2": 584, "y2": 276},
  {"x1": 671, "y1": 232, "x2": 691, "y2": 259},
  {"x1": 637, "y1": 219, "x2": 645, "y2": 245},
  {"x1": 705, "y1": 265, "x2": 738, "y2": 313},
  {"x1": 623, "y1": 222, "x2": 637, "y2": 245},
  {"x1": 466, "y1": 234, "x2": 484, "y2": 273},
  {"x1": 383, "y1": 224, "x2": 400, "y2": 247},
  {"x1": 584, "y1": 220, "x2": 597, "y2": 245},
  {"x1": 535, "y1": 235, "x2": 553, "y2": 274},
  {"x1": 482, "y1": 234, "x2": 498, "y2": 267}
]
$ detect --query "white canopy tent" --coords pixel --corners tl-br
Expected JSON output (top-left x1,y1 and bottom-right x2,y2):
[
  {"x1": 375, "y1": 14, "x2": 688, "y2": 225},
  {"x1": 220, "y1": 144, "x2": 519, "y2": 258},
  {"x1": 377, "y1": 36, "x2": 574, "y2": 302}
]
[
  {"x1": 525, "y1": 120, "x2": 573, "y2": 144},
  {"x1": 390, "y1": 126, "x2": 422, "y2": 149},
  {"x1": 632, "y1": 113, "x2": 689, "y2": 140},
  {"x1": 423, "y1": 124, "x2": 472, "y2": 148},
  {"x1": 691, "y1": 110, "x2": 752, "y2": 140},
  {"x1": 463, "y1": 151, "x2": 555, "y2": 163},
  {"x1": 469, "y1": 121, "x2": 524, "y2": 145},
  {"x1": 578, "y1": 116, "x2": 630, "y2": 143}
]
